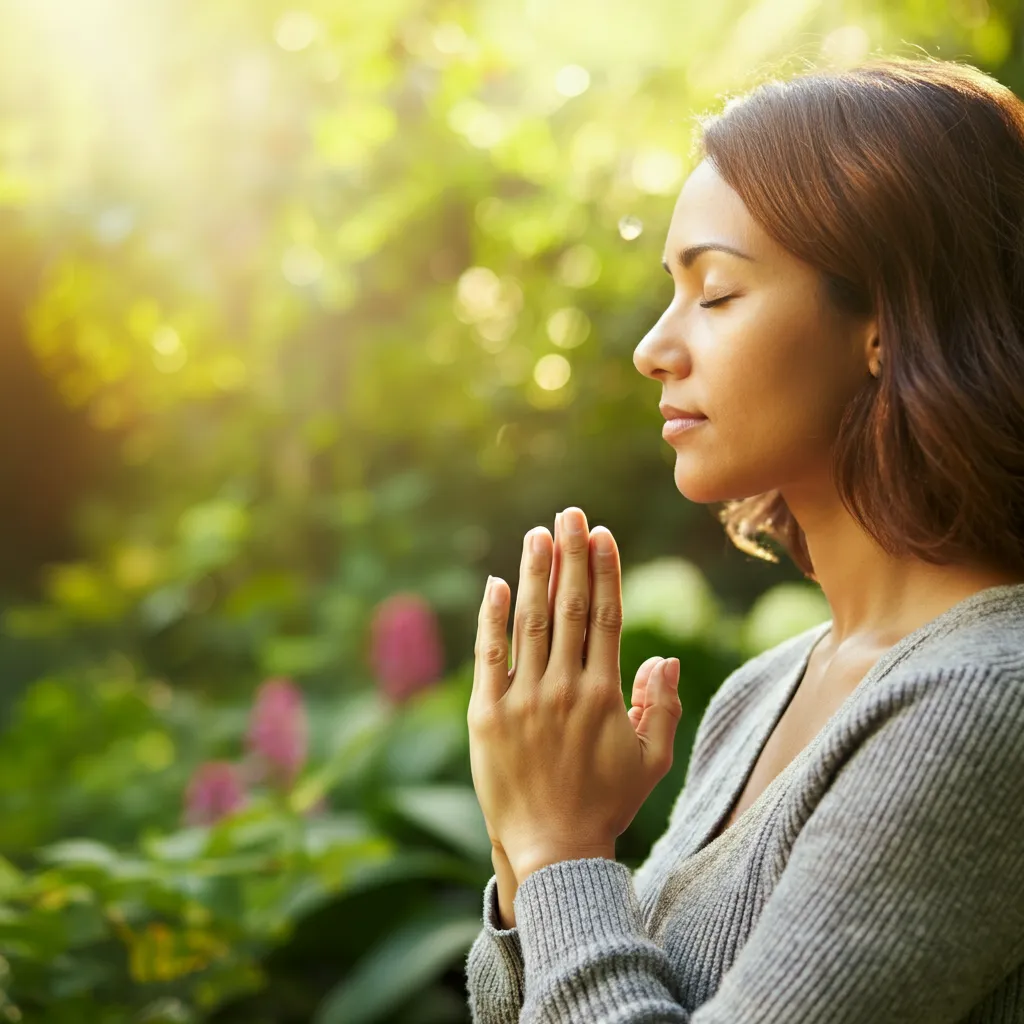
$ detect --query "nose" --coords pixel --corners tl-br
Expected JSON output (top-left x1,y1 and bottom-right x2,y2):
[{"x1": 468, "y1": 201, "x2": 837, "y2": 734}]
[{"x1": 633, "y1": 304, "x2": 692, "y2": 382}]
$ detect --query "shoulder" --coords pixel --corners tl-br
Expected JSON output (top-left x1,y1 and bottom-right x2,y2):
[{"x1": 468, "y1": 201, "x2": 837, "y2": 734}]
[
  {"x1": 826, "y1": 613, "x2": 1024, "y2": 784},
  {"x1": 871, "y1": 605, "x2": 1024, "y2": 714},
  {"x1": 894, "y1": 606, "x2": 1024, "y2": 683}
]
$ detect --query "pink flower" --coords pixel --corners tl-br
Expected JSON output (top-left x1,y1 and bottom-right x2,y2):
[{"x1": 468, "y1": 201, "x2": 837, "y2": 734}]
[
  {"x1": 246, "y1": 678, "x2": 308, "y2": 788},
  {"x1": 184, "y1": 761, "x2": 246, "y2": 826},
  {"x1": 369, "y1": 592, "x2": 444, "y2": 703}
]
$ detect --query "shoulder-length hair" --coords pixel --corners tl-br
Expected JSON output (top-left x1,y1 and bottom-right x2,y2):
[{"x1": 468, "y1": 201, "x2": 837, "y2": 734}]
[{"x1": 695, "y1": 55, "x2": 1024, "y2": 582}]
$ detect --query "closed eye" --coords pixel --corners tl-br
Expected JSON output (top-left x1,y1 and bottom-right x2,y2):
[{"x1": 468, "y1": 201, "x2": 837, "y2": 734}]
[{"x1": 699, "y1": 294, "x2": 733, "y2": 309}]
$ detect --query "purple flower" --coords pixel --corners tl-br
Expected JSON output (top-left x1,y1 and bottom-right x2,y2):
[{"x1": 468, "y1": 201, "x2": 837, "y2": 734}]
[
  {"x1": 246, "y1": 678, "x2": 308, "y2": 788},
  {"x1": 184, "y1": 761, "x2": 246, "y2": 826},
  {"x1": 369, "y1": 592, "x2": 444, "y2": 703}
]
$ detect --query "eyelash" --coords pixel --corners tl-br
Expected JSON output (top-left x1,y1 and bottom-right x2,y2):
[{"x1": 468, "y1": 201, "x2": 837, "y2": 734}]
[{"x1": 699, "y1": 295, "x2": 733, "y2": 309}]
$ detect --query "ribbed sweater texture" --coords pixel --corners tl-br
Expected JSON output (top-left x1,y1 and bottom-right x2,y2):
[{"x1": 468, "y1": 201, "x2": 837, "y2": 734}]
[{"x1": 464, "y1": 582, "x2": 1024, "y2": 1023}]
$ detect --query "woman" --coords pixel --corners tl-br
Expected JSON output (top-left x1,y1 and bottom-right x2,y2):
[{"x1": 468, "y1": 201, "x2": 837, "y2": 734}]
[{"x1": 464, "y1": 55, "x2": 1024, "y2": 1023}]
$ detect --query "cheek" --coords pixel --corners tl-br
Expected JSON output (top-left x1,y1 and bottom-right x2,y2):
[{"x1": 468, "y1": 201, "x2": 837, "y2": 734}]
[
  {"x1": 706, "y1": 298, "x2": 825, "y2": 434},
  {"x1": 671, "y1": 301, "x2": 842, "y2": 500}
]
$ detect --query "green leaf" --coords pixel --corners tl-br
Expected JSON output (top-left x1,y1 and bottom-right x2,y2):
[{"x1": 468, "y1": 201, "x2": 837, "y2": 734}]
[
  {"x1": 144, "y1": 827, "x2": 210, "y2": 862},
  {"x1": 39, "y1": 839, "x2": 120, "y2": 868},
  {"x1": 0, "y1": 855, "x2": 25, "y2": 898},
  {"x1": 313, "y1": 909, "x2": 482, "y2": 1024},
  {"x1": 386, "y1": 785, "x2": 491, "y2": 861}
]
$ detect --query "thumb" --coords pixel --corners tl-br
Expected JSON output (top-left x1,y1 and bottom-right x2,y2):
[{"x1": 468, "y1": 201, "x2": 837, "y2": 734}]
[{"x1": 635, "y1": 658, "x2": 682, "y2": 779}]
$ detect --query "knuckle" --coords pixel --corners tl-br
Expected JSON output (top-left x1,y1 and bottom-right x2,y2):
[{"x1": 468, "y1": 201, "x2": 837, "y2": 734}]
[
  {"x1": 479, "y1": 639, "x2": 507, "y2": 668},
  {"x1": 542, "y1": 677, "x2": 574, "y2": 708},
  {"x1": 590, "y1": 601, "x2": 623, "y2": 634},
  {"x1": 560, "y1": 531, "x2": 589, "y2": 556},
  {"x1": 595, "y1": 681, "x2": 626, "y2": 712},
  {"x1": 467, "y1": 704, "x2": 492, "y2": 733},
  {"x1": 557, "y1": 592, "x2": 589, "y2": 622},
  {"x1": 518, "y1": 608, "x2": 549, "y2": 640}
]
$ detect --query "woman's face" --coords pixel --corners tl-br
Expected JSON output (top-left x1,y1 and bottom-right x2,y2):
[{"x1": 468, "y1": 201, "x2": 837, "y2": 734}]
[{"x1": 633, "y1": 158, "x2": 874, "y2": 504}]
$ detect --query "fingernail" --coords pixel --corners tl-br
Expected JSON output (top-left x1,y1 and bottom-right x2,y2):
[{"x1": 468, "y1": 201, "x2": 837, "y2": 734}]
[
  {"x1": 562, "y1": 508, "x2": 584, "y2": 534},
  {"x1": 593, "y1": 528, "x2": 613, "y2": 554},
  {"x1": 667, "y1": 658, "x2": 680, "y2": 688},
  {"x1": 489, "y1": 577, "x2": 504, "y2": 606},
  {"x1": 531, "y1": 529, "x2": 546, "y2": 555}
]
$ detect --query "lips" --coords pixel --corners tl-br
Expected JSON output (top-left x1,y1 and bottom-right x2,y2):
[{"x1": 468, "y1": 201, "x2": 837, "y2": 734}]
[{"x1": 659, "y1": 403, "x2": 706, "y2": 421}]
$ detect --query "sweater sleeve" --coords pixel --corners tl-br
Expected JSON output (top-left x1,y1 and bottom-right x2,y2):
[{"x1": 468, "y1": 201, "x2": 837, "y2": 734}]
[
  {"x1": 511, "y1": 663, "x2": 1024, "y2": 1023},
  {"x1": 464, "y1": 873, "x2": 526, "y2": 1023}
]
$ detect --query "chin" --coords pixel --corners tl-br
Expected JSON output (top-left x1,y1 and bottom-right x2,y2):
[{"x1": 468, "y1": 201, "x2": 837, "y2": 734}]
[
  {"x1": 672, "y1": 458, "x2": 763, "y2": 505},
  {"x1": 672, "y1": 464, "x2": 723, "y2": 504}
]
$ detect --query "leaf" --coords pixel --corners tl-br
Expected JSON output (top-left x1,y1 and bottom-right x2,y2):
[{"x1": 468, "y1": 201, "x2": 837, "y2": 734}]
[
  {"x1": 39, "y1": 839, "x2": 120, "y2": 868},
  {"x1": 313, "y1": 910, "x2": 482, "y2": 1024},
  {"x1": 144, "y1": 827, "x2": 211, "y2": 863},
  {"x1": 386, "y1": 784, "x2": 491, "y2": 861},
  {"x1": 0, "y1": 855, "x2": 25, "y2": 898},
  {"x1": 343, "y1": 849, "x2": 482, "y2": 896}
]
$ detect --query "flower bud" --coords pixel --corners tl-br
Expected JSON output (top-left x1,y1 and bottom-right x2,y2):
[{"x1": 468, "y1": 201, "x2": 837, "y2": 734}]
[
  {"x1": 369, "y1": 592, "x2": 444, "y2": 703},
  {"x1": 246, "y1": 678, "x2": 308, "y2": 788}
]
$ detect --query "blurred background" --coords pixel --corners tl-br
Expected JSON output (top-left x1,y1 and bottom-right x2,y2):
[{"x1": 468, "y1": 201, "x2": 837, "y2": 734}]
[{"x1": 0, "y1": 0, "x2": 1017, "y2": 1021}]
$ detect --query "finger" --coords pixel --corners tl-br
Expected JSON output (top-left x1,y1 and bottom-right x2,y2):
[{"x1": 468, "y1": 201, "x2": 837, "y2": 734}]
[
  {"x1": 475, "y1": 575, "x2": 511, "y2": 704},
  {"x1": 630, "y1": 656, "x2": 664, "y2": 721},
  {"x1": 513, "y1": 527, "x2": 553, "y2": 682},
  {"x1": 584, "y1": 526, "x2": 623, "y2": 675},
  {"x1": 516, "y1": 513, "x2": 557, "y2": 679},
  {"x1": 549, "y1": 506, "x2": 590, "y2": 671},
  {"x1": 636, "y1": 658, "x2": 683, "y2": 780},
  {"x1": 510, "y1": 569, "x2": 520, "y2": 679},
  {"x1": 547, "y1": 511, "x2": 562, "y2": 622}
]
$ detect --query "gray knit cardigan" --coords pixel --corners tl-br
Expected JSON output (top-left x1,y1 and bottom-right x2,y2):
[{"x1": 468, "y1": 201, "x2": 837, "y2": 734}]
[{"x1": 464, "y1": 582, "x2": 1024, "y2": 1022}]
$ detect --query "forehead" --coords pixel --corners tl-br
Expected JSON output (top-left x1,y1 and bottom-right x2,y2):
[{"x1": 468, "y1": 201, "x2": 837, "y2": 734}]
[{"x1": 666, "y1": 158, "x2": 763, "y2": 255}]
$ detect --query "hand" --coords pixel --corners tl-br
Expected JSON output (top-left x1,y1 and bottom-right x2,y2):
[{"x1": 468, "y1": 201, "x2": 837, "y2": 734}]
[{"x1": 467, "y1": 506, "x2": 683, "y2": 883}]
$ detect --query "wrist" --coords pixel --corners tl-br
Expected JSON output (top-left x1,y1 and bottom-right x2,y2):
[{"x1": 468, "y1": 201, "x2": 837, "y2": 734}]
[{"x1": 512, "y1": 842, "x2": 616, "y2": 883}]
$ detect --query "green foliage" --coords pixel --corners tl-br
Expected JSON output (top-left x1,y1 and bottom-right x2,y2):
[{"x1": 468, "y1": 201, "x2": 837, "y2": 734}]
[
  {"x1": 1, "y1": 0, "x2": 1002, "y2": 701},
  {"x1": 0, "y1": 578, "x2": 829, "y2": 1021}
]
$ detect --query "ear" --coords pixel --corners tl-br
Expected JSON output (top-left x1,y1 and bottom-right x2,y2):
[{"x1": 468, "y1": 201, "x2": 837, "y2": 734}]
[{"x1": 863, "y1": 321, "x2": 882, "y2": 378}]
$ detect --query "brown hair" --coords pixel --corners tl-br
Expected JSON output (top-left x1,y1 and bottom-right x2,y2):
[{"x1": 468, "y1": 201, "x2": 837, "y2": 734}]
[{"x1": 694, "y1": 55, "x2": 1024, "y2": 581}]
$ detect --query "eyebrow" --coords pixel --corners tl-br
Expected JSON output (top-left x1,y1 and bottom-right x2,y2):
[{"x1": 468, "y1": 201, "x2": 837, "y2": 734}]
[{"x1": 661, "y1": 243, "x2": 755, "y2": 274}]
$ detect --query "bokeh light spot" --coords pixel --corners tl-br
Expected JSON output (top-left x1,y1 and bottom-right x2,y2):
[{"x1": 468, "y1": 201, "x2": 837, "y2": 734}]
[
  {"x1": 631, "y1": 149, "x2": 685, "y2": 195},
  {"x1": 547, "y1": 307, "x2": 591, "y2": 349},
  {"x1": 557, "y1": 244, "x2": 601, "y2": 288},
  {"x1": 534, "y1": 353, "x2": 571, "y2": 390},
  {"x1": 555, "y1": 65, "x2": 591, "y2": 98},
  {"x1": 275, "y1": 11, "x2": 318, "y2": 51},
  {"x1": 618, "y1": 216, "x2": 643, "y2": 241},
  {"x1": 282, "y1": 245, "x2": 324, "y2": 286},
  {"x1": 433, "y1": 22, "x2": 468, "y2": 54},
  {"x1": 151, "y1": 326, "x2": 181, "y2": 356}
]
